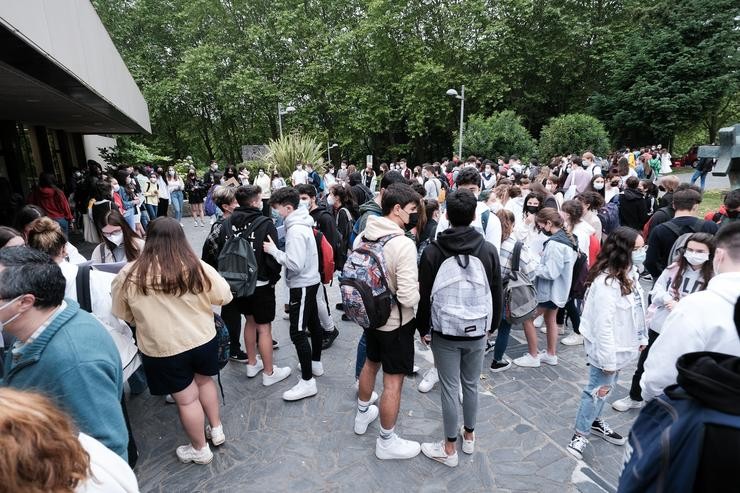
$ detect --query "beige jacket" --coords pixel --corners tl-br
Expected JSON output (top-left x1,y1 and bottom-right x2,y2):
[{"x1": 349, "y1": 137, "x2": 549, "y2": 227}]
[
  {"x1": 111, "y1": 261, "x2": 232, "y2": 357},
  {"x1": 355, "y1": 215, "x2": 419, "y2": 332}
]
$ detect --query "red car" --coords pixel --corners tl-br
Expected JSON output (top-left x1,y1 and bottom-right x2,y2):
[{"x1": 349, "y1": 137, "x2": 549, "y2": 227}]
[{"x1": 673, "y1": 146, "x2": 698, "y2": 168}]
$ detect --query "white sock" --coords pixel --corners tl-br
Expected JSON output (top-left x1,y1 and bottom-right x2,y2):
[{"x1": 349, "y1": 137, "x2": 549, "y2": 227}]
[{"x1": 380, "y1": 426, "x2": 394, "y2": 440}]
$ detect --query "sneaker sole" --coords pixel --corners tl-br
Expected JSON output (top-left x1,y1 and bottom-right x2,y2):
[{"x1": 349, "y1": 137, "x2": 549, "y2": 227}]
[
  {"x1": 489, "y1": 363, "x2": 512, "y2": 373},
  {"x1": 210, "y1": 436, "x2": 225, "y2": 446},
  {"x1": 263, "y1": 373, "x2": 291, "y2": 387},
  {"x1": 612, "y1": 402, "x2": 644, "y2": 412},
  {"x1": 229, "y1": 358, "x2": 249, "y2": 363},
  {"x1": 178, "y1": 453, "x2": 214, "y2": 464},
  {"x1": 513, "y1": 360, "x2": 540, "y2": 368},
  {"x1": 375, "y1": 448, "x2": 421, "y2": 460},
  {"x1": 541, "y1": 359, "x2": 558, "y2": 366},
  {"x1": 421, "y1": 449, "x2": 458, "y2": 467},
  {"x1": 459, "y1": 426, "x2": 475, "y2": 454},
  {"x1": 590, "y1": 430, "x2": 627, "y2": 445},
  {"x1": 283, "y1": 389, "x2": 318, "y2": 401},
  {"x1": 566, "y1": 446, "x2": 583, "y2": 460}
]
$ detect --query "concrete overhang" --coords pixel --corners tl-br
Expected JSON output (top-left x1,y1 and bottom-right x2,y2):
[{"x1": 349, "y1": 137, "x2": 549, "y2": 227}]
[{"x1": 0, "y1": 0, "x2": 151, "y2": 134}]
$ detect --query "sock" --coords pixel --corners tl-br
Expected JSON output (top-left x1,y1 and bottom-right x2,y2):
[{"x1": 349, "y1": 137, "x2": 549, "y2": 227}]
[
  {"x1": 357, "y1": 398, "x2": 370, "y2": 413},
  {"x1": 464, "y1": 426, "x2": 474, "y2": 434},
  {"x1": 447, "y1": 436, "x2": 457, "y2": 443},
  {"x1": 380, "y1": 426, "x2": 394, "y2": 440}
]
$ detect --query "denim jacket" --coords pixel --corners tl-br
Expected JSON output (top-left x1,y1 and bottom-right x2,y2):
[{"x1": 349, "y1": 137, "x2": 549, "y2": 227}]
[{"x1": 534, "y1": 230, "x2": 577, "y2": 307}]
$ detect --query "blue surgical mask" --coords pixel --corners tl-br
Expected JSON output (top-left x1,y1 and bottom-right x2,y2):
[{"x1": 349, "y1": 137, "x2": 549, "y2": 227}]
[
  {"x1": 299, "y1": 199, "x2": 311, "y2": 210},
  {"x1": 632, "y1": 248, "x2": 647, "y2": 266}
]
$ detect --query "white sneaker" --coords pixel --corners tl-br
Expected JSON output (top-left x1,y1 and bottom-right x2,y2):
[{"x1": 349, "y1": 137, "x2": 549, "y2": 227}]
[
  {"x1": 193, "y1": 221, "x2": 200, "y2": 227},
  {"x1": 311, "y1": 361, "x2": 324, "y2": 377},
  {"x1": 246, "y1": 358, "x2": 264, "y2": 377},
  {"x1": 561, "y1": 333, "x2": 584, "y2": 346},
  {"x1": 540, "y1": 324, "x2": 565, "y2": 335},
  {"x1": 412, "y1": 364, "x2": 420, "y2": 374},
  {"x1": 418, "y1": 368, "x2": 439, "y2": 393},
  {"x1": 176, "y1": 443, "x2": 213, "y2": 464},
  {"x1": 514, "y1": 352, "x2": 541, "y2": 368},
  {"x1": 612, "y1": 396, "x2": 645, "y2": 412},
  {"x1": 375, "y1": 434, "x2": 421, "y2": 460},
  {"x1": 282, "y1": 378, "x2": 317, "y2": 401},
  {"x1": 262, "y1": 366, "x2": 292, "y2": 386},
  {"x1": 421, "y1": 441, "x2": 458, "y2": 467},
  {"x1": 539, "y1": 351, "x2": 558, "y2": 366},
  {"x1": 205, "y1": 424, "x2": 225, "y2": 446},
  {"x1": 534, "y1": 315, "x2": 544, "y2": 328},
  {"x1": 354, "y1": 405, "x2": 379, "y2": 435},
  {"x1": 460, "y1": 425, "x2": 475, "y2": 454},
  {"x1": 165, "y1": 394, "x2": 176, "y2": 404}
]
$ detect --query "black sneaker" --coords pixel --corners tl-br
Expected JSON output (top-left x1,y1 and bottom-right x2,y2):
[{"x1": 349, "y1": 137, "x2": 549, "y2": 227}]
[
  {"x1": 335, "y1": 302, "x2": 344, "y2": 312},
  {"x1": 489, "y1": 360, "x2": 511, "y2": 373},
  {"x1": 229, "y1": 349, "x2": 248, "y2": 363},
  {"x1": 590, "y1": 418, "x2": 627, "y2": 445},
  {"x1": 322, "y1": 327, "x2": 340, "y2": 350},
  {"x1": 272, "y1": 339, "x2": 280, "y2": 350},
  {"x1": 341, "y1": 313, "x2": 351, "y2": 322},
  {"x1": 484, "y1": 340, "x2": 495, "y2": 354}
]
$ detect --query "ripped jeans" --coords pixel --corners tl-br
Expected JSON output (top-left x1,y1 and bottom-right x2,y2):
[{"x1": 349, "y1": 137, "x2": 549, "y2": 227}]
[{"x1": 574, "y1": 365, "x2": 619, "y2": 436}]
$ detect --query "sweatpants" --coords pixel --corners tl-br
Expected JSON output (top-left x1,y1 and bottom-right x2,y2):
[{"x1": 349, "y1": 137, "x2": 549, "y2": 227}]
[
  {"x1": 431, "y1": 335, "x2": 486, "y2": 440},
  {"x1": 316, "y1": 283, "x2": 334, "y2": 331},
  {"x1": 289, "y1": 283, "x2": 322, "y2": 380}
]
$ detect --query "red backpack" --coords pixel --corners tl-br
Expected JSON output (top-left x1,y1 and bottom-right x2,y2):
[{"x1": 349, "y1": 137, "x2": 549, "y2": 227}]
[{"x1": 313, "y1": 228, "x2": 335, "y2": 284}]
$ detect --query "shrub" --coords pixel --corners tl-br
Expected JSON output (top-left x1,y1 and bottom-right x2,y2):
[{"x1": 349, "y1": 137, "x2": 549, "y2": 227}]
[
  {"x1": 538, "y1": 113, "x2": 610, "y2": 160},
  {"x1": 264, "y1": 132, "x2": 326, "y2": 179},
  {"x1": 454, "y1": 110, "x2": 536, "y2": 160}
]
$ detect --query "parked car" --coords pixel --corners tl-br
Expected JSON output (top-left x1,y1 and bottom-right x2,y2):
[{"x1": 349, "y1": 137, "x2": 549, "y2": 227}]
[{"x1": 673, "y1": 145, "x2": 698, "y2": 168}]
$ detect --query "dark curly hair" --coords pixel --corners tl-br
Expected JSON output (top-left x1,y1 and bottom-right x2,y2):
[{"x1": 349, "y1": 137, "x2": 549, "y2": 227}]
[{"x1": 586, "y1": 226, "x2": 640, "y2": 295}]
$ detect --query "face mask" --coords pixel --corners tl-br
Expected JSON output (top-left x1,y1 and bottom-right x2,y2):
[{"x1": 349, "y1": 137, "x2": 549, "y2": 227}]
[
  {"x1": 488, "y1": 202, "x2": 501, "y2": 213},
  {"x1": 168, "y1": 170, "x2": 175, "y2": 176},
  {"x1": 326, "y1": 195, "x2": 336, "y2": 207},
  {"x1": 611, "y1": 181, "x2": 620, "y2": 188},
  {"x1": 0, "y1": 295, "x2": 23, "y2": 332},
  {"x1": 684, "y1": 251, "x2": 709, "y2": 266},
  {"x1": 593, "y1": 182, "x2": 605, "y2": 190},
  {"x1": 405, "y1": 212, "x2": 419, "y2": 231},
  {"x1": 525, "y1": 205, "x2": 539, "y2": 214},
  {"x1": 104, "y1": 231, "x2": 124, "y2": 246},
  {"x1": 537, "y1": 225, "x2": 552, "y2": 237},
  {"x1": 632, "y1": 249, "x2": 647, "y2": 266},
  {"x1": 259, "y1": 170, "x2": 264, "y2": 176},
  {"x1": 211, "y1": 165, "x2": 217, "y2": 171},
  {"x1": 298, "y1": 199, "x2": 310, "y2": 210},
  {"x1": 112, "y1": 184, "x2": 120, "y2": 192}
]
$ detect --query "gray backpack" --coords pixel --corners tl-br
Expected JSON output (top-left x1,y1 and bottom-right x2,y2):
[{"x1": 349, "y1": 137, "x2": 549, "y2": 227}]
[
  {"x1": 504, "y1": 241, "x2": 538, "y2": 323},
  {"x1": 217, "y1": 216, "x2": 269, "y2": 298},
  {"x1": 430, "y1": 242, "x2": 492, "y2": 338}
]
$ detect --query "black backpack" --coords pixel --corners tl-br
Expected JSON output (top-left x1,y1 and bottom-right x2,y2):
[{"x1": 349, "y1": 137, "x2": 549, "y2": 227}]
[{"x1": 217, "y1": 216, "x2": 269, "y2": 298}]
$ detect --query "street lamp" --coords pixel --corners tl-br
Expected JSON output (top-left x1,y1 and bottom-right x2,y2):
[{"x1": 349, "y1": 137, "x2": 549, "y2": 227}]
[
  {"x1": 446, "y1": 85, "x2": 465, "y2": 158},
  {"x1": 278, "y1": 103, "x2": 296, "y2": 138},
  {"x1": 327, "y1": 142, "x2": 338, "y2": 164}
]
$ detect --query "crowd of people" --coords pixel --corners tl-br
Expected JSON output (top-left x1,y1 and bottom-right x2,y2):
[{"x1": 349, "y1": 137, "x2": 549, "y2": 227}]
[{"x1": 0, "y1": 149, "x2": 738, "y2": 491}]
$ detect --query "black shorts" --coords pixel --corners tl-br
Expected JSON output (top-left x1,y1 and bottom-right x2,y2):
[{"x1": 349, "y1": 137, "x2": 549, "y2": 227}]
[
  {"x1": 365, "y1": 320, "x2": 416, "y2": 375},
  {"x1": 233, "y1": 284, "x2": 276, "y2": 324},
  {"x1": 142, "y1": 336, "x2": 219, "y2": 395}
]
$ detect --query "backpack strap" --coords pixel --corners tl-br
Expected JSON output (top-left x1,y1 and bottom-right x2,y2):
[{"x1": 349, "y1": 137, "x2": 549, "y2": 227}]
[
  {"x1": 664, "y1": 221, "x2": 683, "y2": 238},
  {"x1": 75, "y1": 265, "x2": 93, "y2": 313},
  {"x1": 481, "y1": 209, "x2": 490, "y2": 233},
  {"x1": 510, "y1": 241, "x2": 523, "y2": 278}
]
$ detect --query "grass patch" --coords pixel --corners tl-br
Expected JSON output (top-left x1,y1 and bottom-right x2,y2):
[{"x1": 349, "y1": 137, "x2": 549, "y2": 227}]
[
  {"x1": 699, "y1": 190, "x2": 724, "y2": 217},
  {"x1": 670, "y1": 167, "x2": 694, "y2": 175}
]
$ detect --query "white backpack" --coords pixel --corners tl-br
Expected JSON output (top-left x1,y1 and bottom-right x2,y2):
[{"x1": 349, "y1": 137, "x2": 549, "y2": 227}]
[{"x1": 431, "y1": 244, "x2": 493, "y2": 338}]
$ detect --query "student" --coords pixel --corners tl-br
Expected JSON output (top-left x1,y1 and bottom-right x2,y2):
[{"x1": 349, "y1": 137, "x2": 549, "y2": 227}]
[
  {"x1": 112, "y1": 218, "x2": 232, "y2": 465},
  {"x1": 0, "y1": 226, "x2": 24, "y2": 248},
  {"x1": 167, "y1": 167, "x2": 185, "y2": 225},
  {"x1": 263, "y1": 187, "x2": 324, "y2": 401},
  {"x1": 352, "y1": 183, "x2": 422, "y2": 460},
  {"x1": 618, "y1": 177, "x2": 648, "y2": 232},
  {"x1": 613, "y1": 233, "x2": 715, "y2": 412},
  {"x1": 91, "y1": 209, "x2": 145, "y2": 264},
  {"x1": 567, "y1": 227, "x2": 648, "y2": 460},
  {"x1": 211, "y1": 186, "x2": 291, "y2": 385},
  {"x1": 514, "y1": 208, "x2": 577, "y2": 368},
  {"x1": 297, "y1": 184, "x2": 340, "y2": 349},
  {"x1": 644, "y1": 189, "x2": 719, "y2": 278},
  {"x1": 417, "y1": 189, "x2": 503, "y2": 467},
  {"x1": 155, "y1": 167, "x2": 170, "y2": 218},
  {"x1": 25, "y1": 172, "x2": 73, "y2": 238},
  {"x1": 0, "y1": 247, "x2": 128, "y2": 460},
  {"x1": 253, "y1": 168, "x2": 273, "y2": 217},
  {"x1": 185, "y1": 169, "x2": 207, "y2": 227},
  {"x1": 435, "y1": 167, "x2": 502, "y2": 253},
  {"x1": 143, "y1": 172, "x2": 160, "y2": 219},
  {"x1": 641, "y1": 222, "x2": 740, "y2": 400}
]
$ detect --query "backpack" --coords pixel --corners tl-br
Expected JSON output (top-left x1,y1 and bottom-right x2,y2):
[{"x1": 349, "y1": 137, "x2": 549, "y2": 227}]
[
  {"x1": 214, "y1": 312, "x2": 230, "y2": 370},
  {"x1": 665, "y1": 220, "x2": 702, "y2": 266},
  {"x1": 481, "y1": 209, "x2": 490, "y2": 234},
  {"x1": 339, "y1": 234, "x2": 401, "y2": 330},
  {"x1": 643, "y1": 206, "x2": 673, "y2": 240},
  {"x1": 598, "y1": 195, "x2": 621, "y2": 237},
  {"x1": 204, "y1": 185, "x2": 218, "y2": 216},
  {"x1": 570, "y1": 247, "x2": 590, "y2": 300},
  {"x1": 619, "y1": 385, "x2": 740, "y2": 493},
  {"x1": 309, "y1": 170, "x2": 323, "y2": 192},
  {"x1": 217, "y1": 216, "x2": 269, "y2": 298},
  {"x1": 430, "y1": 242, "x2": 493, "y2": 338},
  {"x1": 350, "y1": 209, "x2": 381, "y2": 246},
  {"x1": 588, "y1": 233, "x2": 601, "y2": 268},
  {"x1": 314, "y1": 227, "x2": 335, "y2": 284},
  {"x1": 503, "y1": 241, "x2": 538, "y2": 324},
  {"x1": 334, "y1": 207, "x2": 354, "y2": 271}
]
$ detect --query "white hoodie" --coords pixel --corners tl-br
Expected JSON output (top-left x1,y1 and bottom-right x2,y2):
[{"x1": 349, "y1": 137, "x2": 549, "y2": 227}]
[
  {"x1": 270, "y1": 207, "x2": 320, "y2": 288},
  {"x1": 641, "y1": 272, "x2": 740, "y2": 401}
]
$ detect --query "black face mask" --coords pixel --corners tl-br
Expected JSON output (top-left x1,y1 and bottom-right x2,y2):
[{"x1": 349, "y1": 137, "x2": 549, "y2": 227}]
[
  {"x1": 405, "y1": 212, "x2": 419, "y2": 231},
  {"x1": 537, "y1": 225, "x2": 553, "y2": 237},
  {"x1": 525, "y1": 205, "x2": 540, "y2": 215}
]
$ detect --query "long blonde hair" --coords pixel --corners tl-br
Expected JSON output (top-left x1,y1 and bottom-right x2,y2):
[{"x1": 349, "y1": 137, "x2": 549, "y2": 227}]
[{"x1": 0, "y1": 388, "x2": 91, "y2": 492}]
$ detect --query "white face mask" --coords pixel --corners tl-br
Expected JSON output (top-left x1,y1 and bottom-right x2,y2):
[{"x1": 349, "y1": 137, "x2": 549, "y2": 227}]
[
  {"x1": 327, "y1": 195, "x2": 336, "y2": 207},
  {"x1": 259, "y1": 170, "x2": 265, "y2": 176},
  {"x1": 0, "y1": 295, "x2": 23, "y2": 333},
  {"x1": 593, "y1": 182, "x2": 605, "y2": 190},
  {"x1": 298, "y1": 199, "x2": 310, "y2": 210},
  {"x1": 684, "y1": 251, "x2": 709, "y2": 266},
  {"x1": 488, "y1": 202, "x2": 501, "y2": 213},
  {"x1": 105, "y1": 231, "x2": 124, "y2": 246},
  {"x1": 112, "y1": 184, "x2": 120, "y2": 192}
]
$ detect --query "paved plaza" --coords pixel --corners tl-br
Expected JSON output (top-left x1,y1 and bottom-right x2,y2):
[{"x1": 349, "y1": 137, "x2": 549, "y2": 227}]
[{"x1": 112, "y1": 220, "x2": 643, "y2": 493}]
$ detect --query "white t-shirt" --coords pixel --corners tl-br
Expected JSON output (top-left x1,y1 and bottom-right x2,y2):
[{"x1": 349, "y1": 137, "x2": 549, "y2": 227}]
[{"x1": 291, "y1": 169, "x2": 308, "y2": 185}]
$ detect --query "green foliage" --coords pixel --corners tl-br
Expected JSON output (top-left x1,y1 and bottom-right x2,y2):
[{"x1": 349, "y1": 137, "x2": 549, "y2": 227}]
[
  {"x1": 538, "y1": 114, "x2": 611, "y2": 160},
  {"x1": 454, "y1": 111, "x2": 536, "y2": 160},
  {"x1": 264, "y1": 133, "x2": 325, "y2": 180},
  {"x1": 98, "y1": 137, "x2": 170, "y2": 168}
]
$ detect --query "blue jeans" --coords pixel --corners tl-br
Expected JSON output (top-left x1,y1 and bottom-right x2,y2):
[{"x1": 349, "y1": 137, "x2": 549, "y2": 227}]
[
  {"x1": 139, "y1": 207, "x2": 150, "y2": 230},
  {"x1": 170, "y1": 190, "x2": 184, "y2": 221},
  {"x1": 145, "y1": 204, "x2": 158, "y2": 220},
  {"x1": 493, "y1": 316, "x2": 512, "y2": 362},
  {"x1": 122, "y1": 208, "x2": 135, "y2": 230},
  {"x1": 690, "y1": 169, "x2": 707, "y2": 190},
  {"x1": 355, "y1": 332, "x2": 367, "y2": 380},
  {"x1": 574, "y1": 365, "x2": 619, "y2": 436}
]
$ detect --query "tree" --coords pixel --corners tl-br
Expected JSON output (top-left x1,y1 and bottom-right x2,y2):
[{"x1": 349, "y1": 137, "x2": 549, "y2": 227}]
[
  {"x1": 538, "y1": 113, "x2": 610, "y2": 159},
  {"x1": 454, "y1": 111, "x2": 536, "y2": 160}
]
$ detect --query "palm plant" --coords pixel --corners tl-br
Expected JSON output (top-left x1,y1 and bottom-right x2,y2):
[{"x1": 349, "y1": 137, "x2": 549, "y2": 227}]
[{"x1": 264, "y1": 132, "x2": 325, "y2": 179}]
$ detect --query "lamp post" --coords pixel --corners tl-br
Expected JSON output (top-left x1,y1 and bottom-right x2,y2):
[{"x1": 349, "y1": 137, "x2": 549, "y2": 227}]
[
  {"x1": 446, "y1": 85, "x2": 465, "y2": 158},
  {"x1": 327, "y1": 142, "x2": 338, "y2": 164},
  {"x1": 278, "y1": 103, "x2": 296, "y2": 138}
]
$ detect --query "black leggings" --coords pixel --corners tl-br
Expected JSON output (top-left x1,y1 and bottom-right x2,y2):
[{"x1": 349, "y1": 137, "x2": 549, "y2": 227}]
[
  {"x1": 157, "y1": 198, "x2": 170, "y2": 217},
  {"x1": 629, "y1": 329, "x2": 660, "y2": 401},
  {"x1": 289, "y1": 284, "x2": 322, "y2": 380},
  {"x1": 556, "y1": 298, "x2": 581, "y2": 334},
  {"x1": 220, "y1": 300, "x2": 242, "y2": 352}
]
